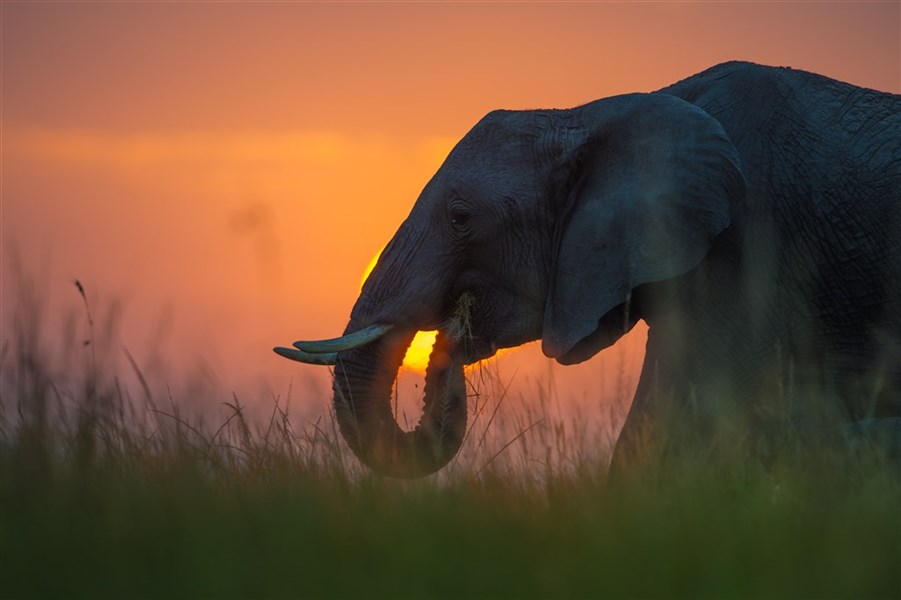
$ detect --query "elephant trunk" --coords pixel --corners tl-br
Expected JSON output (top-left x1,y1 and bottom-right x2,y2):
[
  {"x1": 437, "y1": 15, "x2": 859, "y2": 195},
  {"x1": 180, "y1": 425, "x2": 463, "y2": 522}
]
[{"x1": 332, "y1": 325, "x2": 467, "y2": 478}]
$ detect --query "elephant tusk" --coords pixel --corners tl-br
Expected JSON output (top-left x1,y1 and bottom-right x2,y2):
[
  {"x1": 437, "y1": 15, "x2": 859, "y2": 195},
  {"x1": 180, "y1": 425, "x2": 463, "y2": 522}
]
[
  {"x1": 292, "y1": 323, "x2": 394, "y2": 353},
  {"x1": 273, "y1": 346, "x2": 338, "y2": 365}
]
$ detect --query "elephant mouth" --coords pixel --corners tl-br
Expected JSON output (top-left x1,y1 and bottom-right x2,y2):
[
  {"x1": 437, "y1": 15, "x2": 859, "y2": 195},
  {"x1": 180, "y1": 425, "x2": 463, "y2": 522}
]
[{"x1": 441, "y1": 292, "x2": 491, "y2": 363}]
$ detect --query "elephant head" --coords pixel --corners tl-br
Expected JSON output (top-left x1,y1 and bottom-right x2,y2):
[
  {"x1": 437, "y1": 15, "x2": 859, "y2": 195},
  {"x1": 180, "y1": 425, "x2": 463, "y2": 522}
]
[{"x1": 276, "y1": 93, "x2": 745, "y2": 478}]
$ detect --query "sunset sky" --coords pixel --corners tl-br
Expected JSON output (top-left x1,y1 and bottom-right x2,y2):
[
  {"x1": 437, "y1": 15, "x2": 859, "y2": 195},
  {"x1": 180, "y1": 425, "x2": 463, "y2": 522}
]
[{"x1": 2, "y1": 2, "x2": 899, "y2": 420}]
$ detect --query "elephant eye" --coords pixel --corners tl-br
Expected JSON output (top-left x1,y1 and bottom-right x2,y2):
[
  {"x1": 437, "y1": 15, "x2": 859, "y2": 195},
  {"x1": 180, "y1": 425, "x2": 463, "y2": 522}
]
[{"x1": 449, "y1": 206, "x2": 473, "y2": 231}]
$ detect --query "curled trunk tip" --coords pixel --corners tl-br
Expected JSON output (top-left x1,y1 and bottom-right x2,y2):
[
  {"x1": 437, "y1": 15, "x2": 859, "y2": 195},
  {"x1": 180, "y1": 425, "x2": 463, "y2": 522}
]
[{"x1": 332, "y1": 328, "x2": 467, "y2": 478}]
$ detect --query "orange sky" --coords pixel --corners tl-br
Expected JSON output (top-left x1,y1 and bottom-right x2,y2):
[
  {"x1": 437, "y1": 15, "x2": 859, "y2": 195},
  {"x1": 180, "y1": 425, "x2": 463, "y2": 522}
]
[{"x1": 2, "y1": 2, "x2": 899, "y2": 420}]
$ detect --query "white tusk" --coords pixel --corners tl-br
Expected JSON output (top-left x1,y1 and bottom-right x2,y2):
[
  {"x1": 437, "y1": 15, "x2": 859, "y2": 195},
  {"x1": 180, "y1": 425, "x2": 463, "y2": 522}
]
[
  {"x1": 292, "y1": 323, "x2": 394, "y2": 353},
  {"x1": 273, "y1": 346, "x2": 337, "y2": 365}
]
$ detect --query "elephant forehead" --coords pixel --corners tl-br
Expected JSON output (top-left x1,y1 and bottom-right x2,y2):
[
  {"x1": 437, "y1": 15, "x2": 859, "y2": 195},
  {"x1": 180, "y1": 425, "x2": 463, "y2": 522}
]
[
  {"x1": 425, "y1": 111, "x2": 555, "y2": 205},
  {"x1": 442, "y1": 140, "x2": 544, "y2": 193},
  {"x1": 453, "y1": 111, "x2": 543, "y2": 158},
  {"x1": 439, "y1": 164, "x2": 544, "y2": 205}
]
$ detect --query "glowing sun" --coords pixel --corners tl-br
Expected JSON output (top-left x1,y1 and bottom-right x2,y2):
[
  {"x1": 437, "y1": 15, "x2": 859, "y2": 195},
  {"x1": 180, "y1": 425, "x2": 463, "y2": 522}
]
[{"x1": 361, "y1": 251, "x2": 436, "y2": 372}]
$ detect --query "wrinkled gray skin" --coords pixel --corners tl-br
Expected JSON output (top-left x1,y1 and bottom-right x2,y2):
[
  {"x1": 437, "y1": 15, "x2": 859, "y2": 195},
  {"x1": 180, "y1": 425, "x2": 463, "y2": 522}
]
[{"x1": 325, "y1": 62, "x2": 901, "y2": 477}]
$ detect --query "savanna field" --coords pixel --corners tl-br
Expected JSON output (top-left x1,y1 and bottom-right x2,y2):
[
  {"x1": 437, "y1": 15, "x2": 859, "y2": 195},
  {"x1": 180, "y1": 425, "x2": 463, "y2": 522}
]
[{"x1": 1, "y1": 278, "x2": 898, "y2": 600}]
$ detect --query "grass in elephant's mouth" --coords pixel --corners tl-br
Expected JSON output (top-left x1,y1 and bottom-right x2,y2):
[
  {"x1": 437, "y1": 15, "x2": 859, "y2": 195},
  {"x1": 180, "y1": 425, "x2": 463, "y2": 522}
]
[{"x1": 2, "y1": 287, "x2": 899, "y2": 599}]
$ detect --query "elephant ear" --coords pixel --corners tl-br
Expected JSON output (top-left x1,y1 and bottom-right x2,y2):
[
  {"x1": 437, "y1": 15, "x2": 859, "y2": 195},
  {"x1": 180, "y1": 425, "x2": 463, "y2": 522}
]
[{"x1": 542, "y1": 93, "x2": 745, "y2": 364}]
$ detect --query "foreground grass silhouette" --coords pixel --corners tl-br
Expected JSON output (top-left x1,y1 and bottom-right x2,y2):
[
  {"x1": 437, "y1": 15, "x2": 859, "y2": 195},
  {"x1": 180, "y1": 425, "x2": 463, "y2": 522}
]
[{"x1": 2, "y1": 282, "x2": 899, "y2": 599}]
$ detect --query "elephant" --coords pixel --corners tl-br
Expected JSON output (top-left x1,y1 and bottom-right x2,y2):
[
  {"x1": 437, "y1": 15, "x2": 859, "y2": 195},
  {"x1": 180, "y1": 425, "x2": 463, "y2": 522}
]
[{"x1": 277, "y1": 61, "x2": 901, "y2": 478}]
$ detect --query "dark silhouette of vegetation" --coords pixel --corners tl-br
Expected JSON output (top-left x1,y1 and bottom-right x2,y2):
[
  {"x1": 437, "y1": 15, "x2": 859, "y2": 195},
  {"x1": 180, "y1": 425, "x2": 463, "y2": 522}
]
[{"x1": 2, "y1": 277, "x2": 899, "y2": 599}]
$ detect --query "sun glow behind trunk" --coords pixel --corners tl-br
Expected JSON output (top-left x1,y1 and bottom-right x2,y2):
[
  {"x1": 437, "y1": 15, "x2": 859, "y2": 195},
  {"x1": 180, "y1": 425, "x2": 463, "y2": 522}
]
[{"x1": 361, "y1": 251, "x2": 436, "y2": 372}]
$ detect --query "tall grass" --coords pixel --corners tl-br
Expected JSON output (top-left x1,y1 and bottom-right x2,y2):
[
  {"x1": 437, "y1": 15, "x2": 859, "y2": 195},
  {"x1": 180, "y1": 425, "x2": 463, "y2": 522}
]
[{"x1": 1, "y1": 277, "x2": 899, "y2": 599}]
